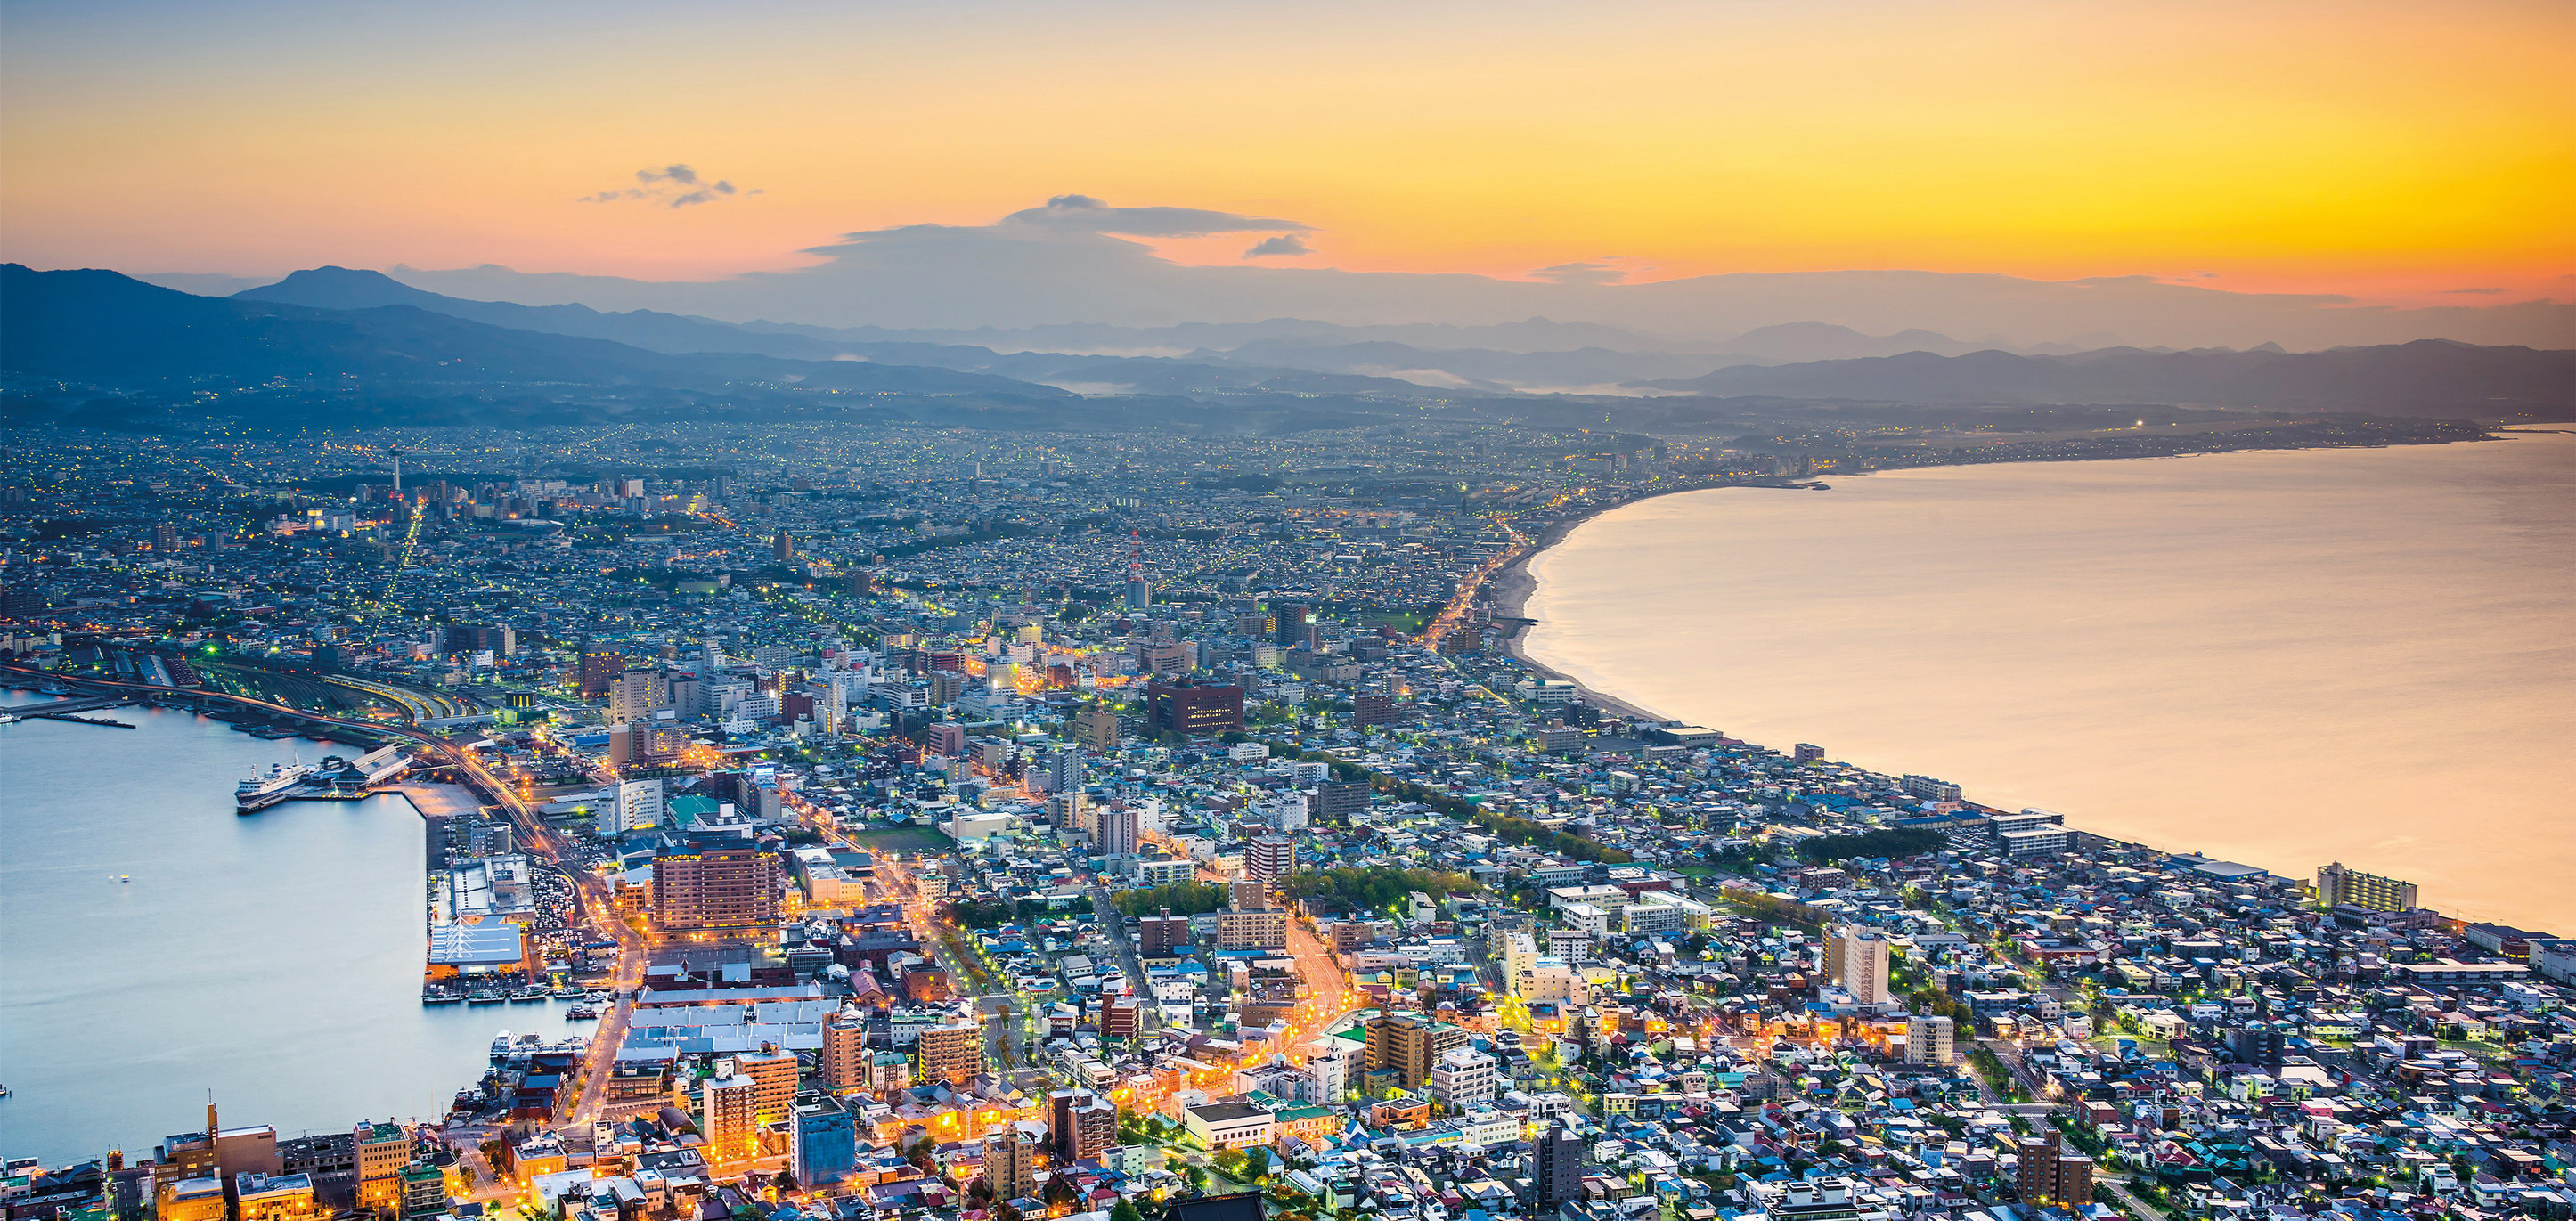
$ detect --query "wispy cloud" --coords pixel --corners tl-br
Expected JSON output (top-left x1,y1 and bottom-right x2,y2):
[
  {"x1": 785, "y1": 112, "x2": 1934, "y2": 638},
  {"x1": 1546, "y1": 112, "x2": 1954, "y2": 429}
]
[
  {"x1": 580, "y1": 164, "x2": 763, "y2": 208},
  {"x1": 1529, "y1": 259, "x2": 1626, "y2": 285},
  {"x1": 1001, "y1": 194, "x2": 1308, "y2": 237},
  {"x1": 1243, "y1": 233, "x2": 1313, "y2": 258},
  {"x1": 2440, "y1": 286, "x2": 2505, "y2": 295}
]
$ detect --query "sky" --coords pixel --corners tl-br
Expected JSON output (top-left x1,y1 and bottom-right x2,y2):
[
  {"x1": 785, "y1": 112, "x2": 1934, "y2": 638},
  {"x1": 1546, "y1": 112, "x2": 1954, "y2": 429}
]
[{"x1": 2, "y1": 0, "x2": 2571, "y2": 307}]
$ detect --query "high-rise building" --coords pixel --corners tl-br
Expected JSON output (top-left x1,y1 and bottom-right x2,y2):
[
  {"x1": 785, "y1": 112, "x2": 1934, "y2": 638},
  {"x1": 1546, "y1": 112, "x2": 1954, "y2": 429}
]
[
  {"x1": 1903, "y1": 1014, "x2": 1954, "y2": 1065},
  {"x1": 579, "y1": 647, "x2": 628, "y2": 697},
  {"x1": 1097, "y1": 802, "x2": 1140, "y2": 857},
  {"x1": 608, "y1": 668, "x2": 672, "y2": 724},
  {"x1": 1043, "y1": 746, "x2": 1085, "y2": 794},
  {"x1": 916, "y1": 1022, "x2": 982, "y2": 1085},
  {"x1": 1530, "y1": 1119, "x2": 1585, "y2": 1206},
  {"x1": 1825, "y1": 927, "x2": 1892, "y2": 1006},
  {"x1": 983, "y1": 1129, "x2": 1036, "y2": 1201},
  {"x1": 697, "y1": 1068, "x2": 760, "y2": 1159},
  {"x1": 2015, "y1": 1128, "x2": 2093, "y2": 1209},
  {"x1": 733, "y1": 1046, "x2": 800, "y2": 1126},
  {"x1": 2317, "y1": 862, "x2": 2417, "y2": 912},
  {"x1": 1074, "y1": 704, "x2": 1121, "y2": 752},
  {"x1": 1124, "y1": 575, "x2": 1153, "y2": 610},
  {"x1": 1048, "y1": 1090, "x2": 1116, "y2": 1165},
  {"x1": 1245, "y1": 836, "x2": 1294, "y2": 885},
  {"x1": 1145, "y1": 680, "x2": 1243, "y2": 737},
  {"x1": 653, "y1": 840, "x2": 781, "y2": 932},
  {"x1": 820, "y1": 1015, "x2": 868, "y2": 1091},
  {"x1": 1364, "y1": 1012, "x2": 1466, "y2": 1089},
  {"x1": 773, "y1": 531, "x2": 796, "y2": 564},
  {"x1": 1273, "y1": 604, "x2": 1309, "y2": 646},
  {"x1": 791, "y1": 1102, "x2": 858, "y2": 1189}
]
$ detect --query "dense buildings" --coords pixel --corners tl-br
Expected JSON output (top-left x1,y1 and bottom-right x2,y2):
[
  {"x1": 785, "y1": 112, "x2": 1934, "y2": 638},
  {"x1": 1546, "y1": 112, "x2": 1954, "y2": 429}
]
[{"x1": 4, "y1": 419, "x2": 2567, "y2": 1221}]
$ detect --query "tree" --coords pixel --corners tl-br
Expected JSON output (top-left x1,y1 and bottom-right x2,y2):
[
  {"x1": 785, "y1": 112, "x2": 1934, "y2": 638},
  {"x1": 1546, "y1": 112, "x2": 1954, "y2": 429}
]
[
  {"x1": 774, "y1": 1169, "x2": 801, "y2": 1195},
  {"x1": 1243, "y1": 1147, "x2": 1272, "y2": 1179},
  {"x1": 1110, "y1": 1201, "x2": 1145, "y2": 1221}
]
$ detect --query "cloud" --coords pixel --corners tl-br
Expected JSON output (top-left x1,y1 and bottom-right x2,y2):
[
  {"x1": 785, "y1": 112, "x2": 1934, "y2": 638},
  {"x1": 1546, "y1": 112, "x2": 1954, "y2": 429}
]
[
  {"x1": 1000, "y1": 193, "x2": 1309, "y2": 237},
  {"x1": 1243, "y1": 234, "x2": 1313, "y2": 258},
  {"x1": 1530, "y1": 260, "x2": 1626, "y2": 286},
  {"x1": 580, "y1": 163, "x2": 762, "y2": 208},
  {"x1": 2440, "y1": 286, "x2": 2505, "y2": 295}
]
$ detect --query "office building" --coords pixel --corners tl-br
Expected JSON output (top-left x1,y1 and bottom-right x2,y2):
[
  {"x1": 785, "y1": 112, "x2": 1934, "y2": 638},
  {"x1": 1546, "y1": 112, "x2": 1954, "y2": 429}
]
[
  {"x1": 579, "y1": 647, "x2": 627, "y2": 697},
  {"x1": 1145, "y1": 679, "x2": 1243, "y2": 737},
  {"x1": 2317, "y1": 862, "x2": 2417, "y2": 912},
  {"x1": 602, "y1": 777, "x2": 664, "y2": 837},
  {"x1": 353, "y1": 1121, "x2": 411, "y2": 1214},
  {"x1": 791, "y1": 1102, "x2": 858, "y2": 1189},
  {"x1": 234, "y1": 1174, "x2": 316, "y2": 1221},
  {"x1": 653, "y1": 841, "x2": 781, "y2": 932}
]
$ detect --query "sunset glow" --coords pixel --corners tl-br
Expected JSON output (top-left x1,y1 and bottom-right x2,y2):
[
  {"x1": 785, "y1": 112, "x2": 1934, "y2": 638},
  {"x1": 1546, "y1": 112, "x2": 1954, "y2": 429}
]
[{"x1": 3, "y1": 0, "x2": 2569, "y2": 304}]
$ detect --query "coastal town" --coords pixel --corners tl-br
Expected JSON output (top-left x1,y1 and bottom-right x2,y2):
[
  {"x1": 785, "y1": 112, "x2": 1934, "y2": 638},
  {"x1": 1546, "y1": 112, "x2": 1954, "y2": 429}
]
[{"x1": 4, "y1": 421, "x2": 2572, "y2": 1221}]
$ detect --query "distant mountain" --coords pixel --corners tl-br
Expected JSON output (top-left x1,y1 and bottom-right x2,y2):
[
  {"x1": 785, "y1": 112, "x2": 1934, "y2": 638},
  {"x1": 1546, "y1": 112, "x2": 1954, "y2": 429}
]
[
  {"x1": 0, "y1": 264, "x2": 1063, "y2": 398},
  {"x1": 1651, "y1": 340, "x2": 2576, "y2": 417},
  {"x1": 1708, "y1": 321, "x2": 1987, "y2": 362},
  {"x1": 234, "y1": 266, "x2": 852, "y2": 360}
]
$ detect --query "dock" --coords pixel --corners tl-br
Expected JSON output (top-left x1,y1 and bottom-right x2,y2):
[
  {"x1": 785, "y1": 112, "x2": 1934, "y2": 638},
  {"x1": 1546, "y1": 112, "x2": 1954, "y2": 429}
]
[{"x1": 3, "y1": 694, "x2": 142, "y2": 729}]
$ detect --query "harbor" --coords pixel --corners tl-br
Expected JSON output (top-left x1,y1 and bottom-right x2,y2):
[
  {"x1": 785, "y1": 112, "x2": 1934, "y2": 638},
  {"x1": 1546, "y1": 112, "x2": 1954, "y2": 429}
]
[{"x1": 0, "y1": 688, "x2": 509, "y2": 1166}]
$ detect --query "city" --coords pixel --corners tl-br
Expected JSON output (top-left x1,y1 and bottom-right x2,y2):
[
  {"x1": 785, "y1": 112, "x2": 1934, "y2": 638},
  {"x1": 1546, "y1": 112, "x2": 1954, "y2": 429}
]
[{"x1": 3, "y1": 419, "x2": 2570, "y2": 1221}]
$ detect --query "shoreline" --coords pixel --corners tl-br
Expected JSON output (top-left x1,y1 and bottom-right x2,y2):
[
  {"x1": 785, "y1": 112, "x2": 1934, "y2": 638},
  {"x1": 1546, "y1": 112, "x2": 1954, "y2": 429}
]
[{"x1": 1483, "y1": 427, "x2": 2522, "y2": 730}]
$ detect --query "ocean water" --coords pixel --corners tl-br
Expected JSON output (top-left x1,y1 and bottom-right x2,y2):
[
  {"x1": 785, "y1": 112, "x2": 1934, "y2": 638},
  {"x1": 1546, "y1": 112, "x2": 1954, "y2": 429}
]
[
  {"x1": 1522, "y1": 429, "x2": 2576, "y2": 931},
  {"x1": 0, "y1": 693, "x2": 506, "y2": 1166}
]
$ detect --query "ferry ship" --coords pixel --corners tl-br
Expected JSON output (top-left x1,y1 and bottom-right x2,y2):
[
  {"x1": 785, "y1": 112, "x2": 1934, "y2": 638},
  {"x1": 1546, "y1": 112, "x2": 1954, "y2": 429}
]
[{"x1": 235, "y1": 760, "x2": 314, "y2": 810}]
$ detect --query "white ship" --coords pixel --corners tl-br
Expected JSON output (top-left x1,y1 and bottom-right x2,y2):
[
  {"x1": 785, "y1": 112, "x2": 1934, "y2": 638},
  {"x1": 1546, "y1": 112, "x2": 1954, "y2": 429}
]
[{"x1": 235, "y1": 759, "x2": 314, "y2": 809}]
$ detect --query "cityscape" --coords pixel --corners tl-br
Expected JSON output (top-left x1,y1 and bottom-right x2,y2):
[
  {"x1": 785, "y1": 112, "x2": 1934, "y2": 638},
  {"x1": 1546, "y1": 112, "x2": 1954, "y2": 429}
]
[
  {"x1": 1, "y1": 418, "x2": 2568, "y2": 1221},
  {"x1": 3, "y1": 5, "x2": 2572, "y2": 1221}
]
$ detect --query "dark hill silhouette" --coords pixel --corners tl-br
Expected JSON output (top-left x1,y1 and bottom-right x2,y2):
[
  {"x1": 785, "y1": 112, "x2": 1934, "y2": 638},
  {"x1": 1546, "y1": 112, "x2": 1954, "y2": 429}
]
[
  {"x1": 1652, "y1": 340, "x2": 2576, "y2": 417},
  {"x1": 1, "y1": 264, "x2": 1064, "y2": 397}
]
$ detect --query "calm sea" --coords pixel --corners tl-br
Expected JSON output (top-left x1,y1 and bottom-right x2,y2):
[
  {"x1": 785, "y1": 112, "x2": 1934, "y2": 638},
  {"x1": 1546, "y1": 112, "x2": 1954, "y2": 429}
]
[
  {"x1": 0, "y1": 693, "x2": 505, "y2": 1167},
  {"x1": 1523, "y1": 429, "x2": 2576, "y2": 932}
]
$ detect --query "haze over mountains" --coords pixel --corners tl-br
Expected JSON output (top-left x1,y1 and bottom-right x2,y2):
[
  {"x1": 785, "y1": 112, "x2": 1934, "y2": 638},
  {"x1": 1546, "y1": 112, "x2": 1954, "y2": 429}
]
[
  {"x1": 135, "y1": 213, "x2": 2576, "y2": 354},
  {"x1": 9, "y1": 262, "x2": 2572, "y2": 429}
]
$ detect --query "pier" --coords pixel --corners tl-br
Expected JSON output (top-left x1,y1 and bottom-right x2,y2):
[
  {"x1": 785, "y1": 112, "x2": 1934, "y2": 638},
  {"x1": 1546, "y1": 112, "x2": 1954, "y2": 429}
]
[{"x1": 0, "y1": 694, "x2": 142, "y2": 729}]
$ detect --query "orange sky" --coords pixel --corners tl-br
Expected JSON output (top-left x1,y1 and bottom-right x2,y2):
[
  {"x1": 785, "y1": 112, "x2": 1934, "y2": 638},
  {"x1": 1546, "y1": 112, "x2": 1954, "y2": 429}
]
[{"x1": 2, "y1": 0, "x2": 2569, "y2": 305}]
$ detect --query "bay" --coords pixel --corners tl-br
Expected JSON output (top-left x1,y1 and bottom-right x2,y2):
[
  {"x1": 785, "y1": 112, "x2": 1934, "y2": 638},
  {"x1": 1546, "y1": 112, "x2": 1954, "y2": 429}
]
[
  {"x1": 0, "y1": 691, "x2": 503, "y2": 1167},
  {"x1": 1522, "y1": 429, "x2": 2576, "y2": 932}
]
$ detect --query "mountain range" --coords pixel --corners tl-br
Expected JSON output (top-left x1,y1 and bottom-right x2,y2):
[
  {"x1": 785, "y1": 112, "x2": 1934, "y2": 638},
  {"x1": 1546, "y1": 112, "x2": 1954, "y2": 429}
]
[{"x1": 9, "y1": 263, "x2": 2572, "y2": 427}]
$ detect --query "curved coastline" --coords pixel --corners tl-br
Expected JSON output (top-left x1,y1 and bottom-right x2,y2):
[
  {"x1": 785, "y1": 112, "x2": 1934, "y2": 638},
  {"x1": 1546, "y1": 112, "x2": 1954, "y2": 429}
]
[{"x1": 1475, "y1": 435, "x2": 2575, "y2": 932}]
